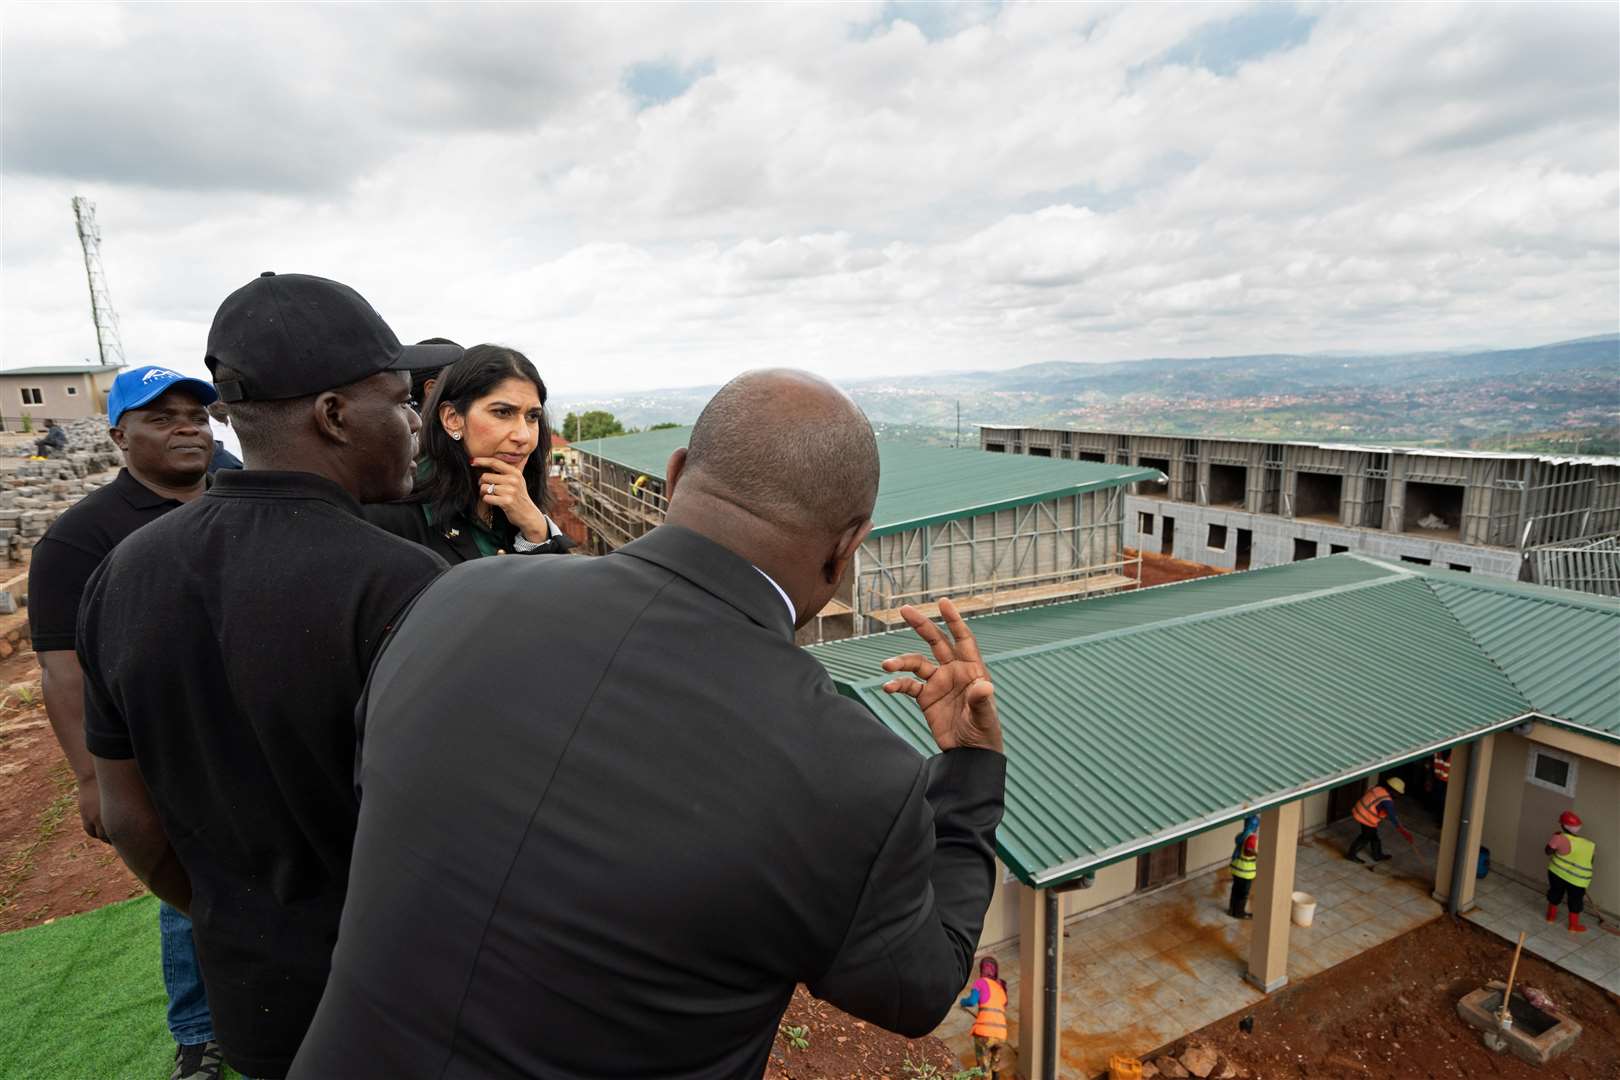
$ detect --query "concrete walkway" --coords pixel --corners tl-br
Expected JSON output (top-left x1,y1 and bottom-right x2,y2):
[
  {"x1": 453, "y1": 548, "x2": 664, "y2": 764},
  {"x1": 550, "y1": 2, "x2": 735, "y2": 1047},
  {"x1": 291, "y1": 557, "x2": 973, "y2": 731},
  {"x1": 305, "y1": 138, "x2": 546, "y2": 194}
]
[
  {"x1": 1465, "y1": 871, "x2": 1620, "y2": 995},
  {"x1": 937, "y1": 821, "x2": 1445, "y2": 1078}
]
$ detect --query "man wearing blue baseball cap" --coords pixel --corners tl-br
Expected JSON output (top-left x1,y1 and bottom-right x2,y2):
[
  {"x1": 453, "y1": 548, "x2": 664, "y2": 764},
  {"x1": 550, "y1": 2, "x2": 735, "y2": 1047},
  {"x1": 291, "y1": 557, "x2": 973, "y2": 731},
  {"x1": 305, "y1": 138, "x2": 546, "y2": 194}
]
[{"x1": 29, "y1": 364, "x2": 225, "y2": 1080}]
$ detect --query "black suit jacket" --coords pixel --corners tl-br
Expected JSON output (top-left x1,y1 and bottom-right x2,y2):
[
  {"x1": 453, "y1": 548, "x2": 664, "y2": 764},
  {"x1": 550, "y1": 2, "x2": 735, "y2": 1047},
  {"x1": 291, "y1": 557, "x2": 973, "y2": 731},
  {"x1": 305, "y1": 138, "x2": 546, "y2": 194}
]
[{"x1": 292, "y1": 525, "x2": 1005, "y2": 1079}]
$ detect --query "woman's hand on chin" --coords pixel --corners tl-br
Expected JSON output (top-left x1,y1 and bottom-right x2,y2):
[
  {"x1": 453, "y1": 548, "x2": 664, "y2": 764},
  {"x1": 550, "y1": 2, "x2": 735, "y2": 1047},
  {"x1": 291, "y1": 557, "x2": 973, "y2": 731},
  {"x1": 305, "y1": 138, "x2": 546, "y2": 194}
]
[{"x1": 471, "y1": 457, "x2": 549, "y2": 540}]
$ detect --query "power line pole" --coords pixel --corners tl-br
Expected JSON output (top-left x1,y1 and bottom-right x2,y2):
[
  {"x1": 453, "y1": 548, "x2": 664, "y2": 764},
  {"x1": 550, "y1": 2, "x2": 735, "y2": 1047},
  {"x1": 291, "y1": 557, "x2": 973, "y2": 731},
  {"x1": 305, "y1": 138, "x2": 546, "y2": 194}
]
[{"x1": 71, "y1": 196, "x2": 126, "y2": 368}]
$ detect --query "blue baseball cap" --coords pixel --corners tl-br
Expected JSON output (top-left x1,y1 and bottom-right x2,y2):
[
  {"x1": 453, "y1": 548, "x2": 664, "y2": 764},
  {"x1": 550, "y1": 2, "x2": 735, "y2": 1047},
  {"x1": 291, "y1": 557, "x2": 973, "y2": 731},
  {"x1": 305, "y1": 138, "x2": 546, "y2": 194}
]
[{"x1": 108, "y1": 366, "x2": 219, "y2": 428}]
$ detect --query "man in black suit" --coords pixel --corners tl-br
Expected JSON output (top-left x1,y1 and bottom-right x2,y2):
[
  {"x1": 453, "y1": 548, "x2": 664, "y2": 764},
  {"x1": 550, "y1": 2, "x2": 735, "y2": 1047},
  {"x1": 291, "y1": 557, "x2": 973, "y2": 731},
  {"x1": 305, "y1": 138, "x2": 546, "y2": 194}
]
[{"x1": 294, "y1": 369, "x2": 1006, "y2": 1079}]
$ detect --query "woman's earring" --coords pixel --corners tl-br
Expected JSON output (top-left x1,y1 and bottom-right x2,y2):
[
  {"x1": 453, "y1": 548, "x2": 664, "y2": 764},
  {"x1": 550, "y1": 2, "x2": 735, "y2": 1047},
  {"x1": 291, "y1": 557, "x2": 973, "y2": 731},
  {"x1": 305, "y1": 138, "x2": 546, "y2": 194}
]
[{"x1": 450, "y1": 430, "x2": 462, "y2": 441}]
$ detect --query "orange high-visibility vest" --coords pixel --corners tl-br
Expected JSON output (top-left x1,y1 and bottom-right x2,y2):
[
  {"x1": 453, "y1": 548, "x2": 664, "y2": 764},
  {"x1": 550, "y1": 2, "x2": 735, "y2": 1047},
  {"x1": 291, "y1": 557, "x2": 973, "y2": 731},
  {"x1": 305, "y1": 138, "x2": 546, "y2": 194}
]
[
  {"x1": 1432, "y1": 753, "x2": 1451, "y2": 783},
  {"x1": 1352, "y1": 786, "x2": 1393, "y2": 828},
  {"x1": 971, "y1": 979, "x2": 1008, "y2": 1041}
]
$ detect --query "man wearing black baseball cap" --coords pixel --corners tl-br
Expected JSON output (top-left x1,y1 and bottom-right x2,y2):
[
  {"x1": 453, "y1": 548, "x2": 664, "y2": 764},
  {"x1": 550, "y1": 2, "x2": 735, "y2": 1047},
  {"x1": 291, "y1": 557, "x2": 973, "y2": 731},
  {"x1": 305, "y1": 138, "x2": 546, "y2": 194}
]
[{"x1": 77, "y1": 273, "x2": 449, "y2": 1079}]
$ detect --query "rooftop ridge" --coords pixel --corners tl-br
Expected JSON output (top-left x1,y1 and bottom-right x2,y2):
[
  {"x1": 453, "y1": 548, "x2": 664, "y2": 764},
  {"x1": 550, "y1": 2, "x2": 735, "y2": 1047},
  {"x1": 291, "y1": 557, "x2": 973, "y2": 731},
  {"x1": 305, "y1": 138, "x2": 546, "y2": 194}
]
[{"x1": 840, "y1": 561, "x2": 1414, "y2": 687}]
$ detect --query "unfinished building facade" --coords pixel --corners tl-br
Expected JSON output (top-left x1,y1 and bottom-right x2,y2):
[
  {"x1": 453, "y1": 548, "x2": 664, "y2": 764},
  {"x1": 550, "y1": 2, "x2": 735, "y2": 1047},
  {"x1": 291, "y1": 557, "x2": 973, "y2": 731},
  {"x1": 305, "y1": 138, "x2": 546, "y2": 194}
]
[
  {"x1": 981, "y1": 426, "x2": 1620, "y2": 582},
  {"x1": 569, "y1": 427, "x2": 1159, "y2": 642}
]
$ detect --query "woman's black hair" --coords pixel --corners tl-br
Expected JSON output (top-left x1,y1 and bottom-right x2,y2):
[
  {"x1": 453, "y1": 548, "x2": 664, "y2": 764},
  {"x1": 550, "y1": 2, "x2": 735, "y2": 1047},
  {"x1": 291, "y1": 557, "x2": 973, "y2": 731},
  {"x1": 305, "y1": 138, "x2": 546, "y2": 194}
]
[{"x1": 411, "y1": 344, "x2": 552, "y2": 527}]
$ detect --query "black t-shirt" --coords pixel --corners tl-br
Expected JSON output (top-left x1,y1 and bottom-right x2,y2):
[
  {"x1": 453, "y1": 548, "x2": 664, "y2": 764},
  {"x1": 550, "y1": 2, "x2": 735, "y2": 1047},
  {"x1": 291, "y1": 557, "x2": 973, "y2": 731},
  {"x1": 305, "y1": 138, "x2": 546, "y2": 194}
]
[
  {"x1": 28, "y1": 468, "x2": 188, "y2": 652},
  {"x1": 78, "y1": 470, "x2": 446, "y2": 1079}
]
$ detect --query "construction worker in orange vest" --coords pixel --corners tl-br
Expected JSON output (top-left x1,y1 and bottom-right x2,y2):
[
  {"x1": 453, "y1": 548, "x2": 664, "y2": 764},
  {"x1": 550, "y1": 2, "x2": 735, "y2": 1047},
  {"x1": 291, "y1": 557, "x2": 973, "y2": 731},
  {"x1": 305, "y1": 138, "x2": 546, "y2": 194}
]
[
  {"x1": 959, "y1": 955, "x2": 1009, "y2": 1080},
  {"x1": 1546, "y1": 810, "x2": 1596, "y2": 934},
  {"x1": 1424, "y1": 749, "x2": 1452, "y2": 813},
  {"x1": 1346, "y1": 776, "x2": 1414, "y2": 864}
]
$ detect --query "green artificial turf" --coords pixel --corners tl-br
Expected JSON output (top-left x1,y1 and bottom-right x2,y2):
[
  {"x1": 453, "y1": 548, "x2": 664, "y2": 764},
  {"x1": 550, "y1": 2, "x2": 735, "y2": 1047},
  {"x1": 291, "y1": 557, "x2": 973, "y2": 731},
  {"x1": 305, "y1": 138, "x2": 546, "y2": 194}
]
[{"x1": 0, "y1": 895, "x2": 243, "y2": 1079}]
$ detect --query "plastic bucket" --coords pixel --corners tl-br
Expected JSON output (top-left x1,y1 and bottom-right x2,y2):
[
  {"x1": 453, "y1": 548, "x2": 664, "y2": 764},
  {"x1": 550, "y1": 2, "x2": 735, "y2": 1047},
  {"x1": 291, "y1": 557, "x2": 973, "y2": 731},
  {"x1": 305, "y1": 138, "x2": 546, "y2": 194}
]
[
  {"x1": 1108, "y1": 1056, "x2": 1143, "y2": 1080},
  {"x1": 1291, "y1": 891, "x2": 1317, "y2": 928}
]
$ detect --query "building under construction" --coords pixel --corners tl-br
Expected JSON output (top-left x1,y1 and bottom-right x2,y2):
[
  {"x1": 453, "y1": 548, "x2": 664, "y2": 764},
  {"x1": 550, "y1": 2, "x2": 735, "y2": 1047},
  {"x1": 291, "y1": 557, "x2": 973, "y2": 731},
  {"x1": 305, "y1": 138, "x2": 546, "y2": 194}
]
[
  {"x1": 981, "y1": 426, "x2": 1620, "y2": 587},
  {"x1": 568, "y1": 426, "x2": 1160, "y2": 641}
]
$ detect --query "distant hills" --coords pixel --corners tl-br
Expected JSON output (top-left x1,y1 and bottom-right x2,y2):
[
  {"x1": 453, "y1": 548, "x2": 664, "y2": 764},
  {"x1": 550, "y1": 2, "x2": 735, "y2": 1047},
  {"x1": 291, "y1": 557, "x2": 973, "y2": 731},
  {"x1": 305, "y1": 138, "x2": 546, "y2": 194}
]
[{"x1": 553, "y1": 334, "x2": 1619, "y2": 451}]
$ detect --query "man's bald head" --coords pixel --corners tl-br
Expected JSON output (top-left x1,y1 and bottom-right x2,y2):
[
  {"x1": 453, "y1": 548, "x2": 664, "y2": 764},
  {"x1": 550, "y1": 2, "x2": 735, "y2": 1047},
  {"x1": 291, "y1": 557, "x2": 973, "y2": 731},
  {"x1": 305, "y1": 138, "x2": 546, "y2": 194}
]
[{"x1": 683, "y1": 369, "x2": 878, "y2": 535}]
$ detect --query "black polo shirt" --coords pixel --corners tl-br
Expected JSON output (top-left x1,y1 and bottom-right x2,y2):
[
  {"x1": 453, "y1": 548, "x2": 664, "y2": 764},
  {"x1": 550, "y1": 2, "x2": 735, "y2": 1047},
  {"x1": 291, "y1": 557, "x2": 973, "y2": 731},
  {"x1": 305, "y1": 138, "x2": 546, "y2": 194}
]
[
  {"x1": 77, "y1": 470, "x2": 446, "y2": 1079},
  {"x1": 28, "y1": 468, "x2": 190, "y2": 653}
]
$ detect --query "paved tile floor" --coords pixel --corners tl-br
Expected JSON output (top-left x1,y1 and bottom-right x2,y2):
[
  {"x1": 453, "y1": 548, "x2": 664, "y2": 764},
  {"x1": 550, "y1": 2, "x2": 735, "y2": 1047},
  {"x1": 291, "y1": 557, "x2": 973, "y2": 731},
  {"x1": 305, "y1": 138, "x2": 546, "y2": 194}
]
[
  {"x1": 1464, "y1": 870, "x2": 1620, "y2": 995},
  {"x1": 935, "y1": 820, "x2": 1447, "y2": 1078}
]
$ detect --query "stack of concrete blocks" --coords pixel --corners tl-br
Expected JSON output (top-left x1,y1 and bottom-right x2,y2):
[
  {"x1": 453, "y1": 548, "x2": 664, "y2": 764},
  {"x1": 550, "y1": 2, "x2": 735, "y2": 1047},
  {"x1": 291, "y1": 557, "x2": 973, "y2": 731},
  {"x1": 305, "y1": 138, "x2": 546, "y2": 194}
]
[{"x1": 0, "y1": 418, "x2": 123, "y2": 573}]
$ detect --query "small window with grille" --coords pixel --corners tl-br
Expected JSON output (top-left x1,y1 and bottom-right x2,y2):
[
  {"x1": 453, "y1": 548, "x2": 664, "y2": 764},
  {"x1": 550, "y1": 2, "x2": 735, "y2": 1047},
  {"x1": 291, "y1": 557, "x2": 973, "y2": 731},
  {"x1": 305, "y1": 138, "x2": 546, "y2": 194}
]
[{"x1": 1526, "y1": 747, "x2": 1576, "y2": 797}]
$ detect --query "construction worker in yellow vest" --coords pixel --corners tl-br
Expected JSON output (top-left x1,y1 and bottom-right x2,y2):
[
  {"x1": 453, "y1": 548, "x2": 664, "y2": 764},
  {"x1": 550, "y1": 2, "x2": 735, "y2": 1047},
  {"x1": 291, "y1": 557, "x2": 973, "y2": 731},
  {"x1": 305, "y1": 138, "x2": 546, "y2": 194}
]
[
  {"x1": 1226, "y1": 813, "x2": 1261, "y2": 919},
  {"x1": 959, "y1": 955, "x2": 1008, "y2": 1079},
  {"x1": 1346, "y1": 776, "x2": 1413, "y2": 864},
  {"x1": 1546, "y1": 810, "x2": 1596, "y2": 934}
]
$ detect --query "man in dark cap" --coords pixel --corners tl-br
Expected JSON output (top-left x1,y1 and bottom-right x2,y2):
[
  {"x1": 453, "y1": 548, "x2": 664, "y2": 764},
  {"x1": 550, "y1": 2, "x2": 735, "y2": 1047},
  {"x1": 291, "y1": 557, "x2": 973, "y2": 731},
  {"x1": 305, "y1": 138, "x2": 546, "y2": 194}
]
[
  {"x1": 77, "y1": 273, "x2": 450, "y2": 1079},
  {"x1": 294, "y1": 368, "x2": 1006, "y2": 1079}
]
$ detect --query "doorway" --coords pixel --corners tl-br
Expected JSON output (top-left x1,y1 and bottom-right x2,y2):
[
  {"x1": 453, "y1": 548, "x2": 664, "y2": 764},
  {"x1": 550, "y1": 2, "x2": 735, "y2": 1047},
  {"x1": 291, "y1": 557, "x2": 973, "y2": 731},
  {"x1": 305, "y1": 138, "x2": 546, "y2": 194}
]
[
  {"x1": 1327, "y1": 779, "x2": 1365, "y2": 823},
  {"x1": 1160, "y1": 516, "x2": 1176, "y2": 556},
  {"x1": 1235, "y1": 528, "x2": 1253, "y2": 571},
  {"x1": 1137, "y1": 841, "x2": 1187, "y2": 891}
]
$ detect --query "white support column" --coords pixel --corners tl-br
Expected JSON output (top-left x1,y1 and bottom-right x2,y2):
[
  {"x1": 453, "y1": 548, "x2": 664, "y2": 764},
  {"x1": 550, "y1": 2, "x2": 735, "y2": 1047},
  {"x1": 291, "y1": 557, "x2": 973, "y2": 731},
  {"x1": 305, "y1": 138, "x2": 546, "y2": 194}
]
[
  {"x1": 1434, "y1": 734, "x2": 1495, "y2": 913},
  {"x1": 1015, "y1": 886, "x2": 1062, "y2": 1079},
  {"x1": 1247, "y1": 799, "x2": 1302, "y2": 993}
]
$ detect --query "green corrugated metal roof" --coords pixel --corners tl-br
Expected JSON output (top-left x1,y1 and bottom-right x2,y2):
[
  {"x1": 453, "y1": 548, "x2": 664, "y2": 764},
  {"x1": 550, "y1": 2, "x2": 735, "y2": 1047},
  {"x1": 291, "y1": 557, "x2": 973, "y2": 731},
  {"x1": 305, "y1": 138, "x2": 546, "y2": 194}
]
[
  {"x1": 807, "y1": 555, "x2": 1620, "y2": 886},
  {"x1": 1427, "y1": 575, "x2": 1620, "y2": 739},
  {"x1": 574, "y1": 427, "x2": 1159, "y2": 537},
  {"x1": 808, "y1": 556, "x2": 1397, "y2": 684}
]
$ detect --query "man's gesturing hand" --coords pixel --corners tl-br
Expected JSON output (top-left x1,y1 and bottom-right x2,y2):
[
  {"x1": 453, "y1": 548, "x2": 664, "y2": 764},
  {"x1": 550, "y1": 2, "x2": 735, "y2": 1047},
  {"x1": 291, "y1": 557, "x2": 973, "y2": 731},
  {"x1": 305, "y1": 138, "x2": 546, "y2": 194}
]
[{"x1": 880, "y1": 597, "x2": 1003, "y2": 754}]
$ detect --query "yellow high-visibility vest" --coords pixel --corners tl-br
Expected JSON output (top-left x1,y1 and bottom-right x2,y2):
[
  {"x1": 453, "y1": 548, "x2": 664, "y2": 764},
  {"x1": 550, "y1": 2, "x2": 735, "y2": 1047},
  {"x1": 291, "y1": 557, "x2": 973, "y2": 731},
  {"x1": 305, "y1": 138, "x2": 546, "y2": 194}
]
[
  {"x1": 1549, "y1": 834, "x2": 1595, "y2": 889},
  {"x1": 1231, "y1": 849, "x2": 1257, "y2": 881}
]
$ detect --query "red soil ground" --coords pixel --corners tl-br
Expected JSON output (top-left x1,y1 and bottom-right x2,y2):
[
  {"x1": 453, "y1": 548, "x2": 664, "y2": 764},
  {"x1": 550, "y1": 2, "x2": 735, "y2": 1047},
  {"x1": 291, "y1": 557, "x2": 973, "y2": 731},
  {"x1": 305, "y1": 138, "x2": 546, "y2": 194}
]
[
  {"x1": 1143, "y1": 916, "x2": 1620, "y2": 1080},
  {"x1": 1125, "y1": 548, "x2": 1229, "y2": 589},
  {"x1": 0, "y1": 654, "x2": 145, "y2": 934},
  {"x1": 765, "y1": 986, "x2": 960, "y2": 1079}
]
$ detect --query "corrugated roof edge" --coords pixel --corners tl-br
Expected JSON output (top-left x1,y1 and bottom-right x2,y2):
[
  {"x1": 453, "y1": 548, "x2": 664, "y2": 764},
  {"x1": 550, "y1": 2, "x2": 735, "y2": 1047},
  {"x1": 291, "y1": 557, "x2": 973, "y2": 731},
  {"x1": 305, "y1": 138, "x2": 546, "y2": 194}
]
[
  {"x1": 1028, "y1": 711, "x2": 1539, "y2": 888},
  {"x1": 869, "y1": 466, "x2": 1162, "y2": 537},
  {"x1": 807, "y1": 554, "x2": 1389, "y2": 660},
  {"x1": 833, "y1": 561, "x2": 1414, "y2": 687}
]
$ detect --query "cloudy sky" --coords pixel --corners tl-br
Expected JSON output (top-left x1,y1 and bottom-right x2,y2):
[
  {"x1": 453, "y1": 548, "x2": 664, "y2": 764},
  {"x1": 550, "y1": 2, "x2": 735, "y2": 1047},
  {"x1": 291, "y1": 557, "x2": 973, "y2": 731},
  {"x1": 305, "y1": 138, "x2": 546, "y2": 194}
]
[{"x1": 3, "y1": 1, "x2": 1616, "y2": 398}]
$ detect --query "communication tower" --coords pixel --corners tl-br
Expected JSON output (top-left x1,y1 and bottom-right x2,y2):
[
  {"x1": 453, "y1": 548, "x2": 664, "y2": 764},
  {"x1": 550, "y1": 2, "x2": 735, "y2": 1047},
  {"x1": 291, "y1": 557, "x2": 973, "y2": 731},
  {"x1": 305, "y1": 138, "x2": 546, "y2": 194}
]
[{"x1": 71, "y1": 196, "x2": 126, "y2": 367}]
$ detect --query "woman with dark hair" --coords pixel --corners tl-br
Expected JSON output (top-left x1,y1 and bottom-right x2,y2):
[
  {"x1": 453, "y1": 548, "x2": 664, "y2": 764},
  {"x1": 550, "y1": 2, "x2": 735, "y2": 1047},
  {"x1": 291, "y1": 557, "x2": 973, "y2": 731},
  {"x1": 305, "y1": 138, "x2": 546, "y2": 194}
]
[{"x1": 365, "y1": 344, "x2": 574, "y2": 563}]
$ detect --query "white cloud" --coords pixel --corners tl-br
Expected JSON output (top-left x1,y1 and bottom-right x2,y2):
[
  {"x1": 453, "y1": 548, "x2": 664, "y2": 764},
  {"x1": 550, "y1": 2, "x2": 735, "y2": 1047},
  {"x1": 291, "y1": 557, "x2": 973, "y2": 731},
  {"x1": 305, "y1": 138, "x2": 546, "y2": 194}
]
[{"x1": 2, "y1": 1, "x2": 1615, "y2": 397}]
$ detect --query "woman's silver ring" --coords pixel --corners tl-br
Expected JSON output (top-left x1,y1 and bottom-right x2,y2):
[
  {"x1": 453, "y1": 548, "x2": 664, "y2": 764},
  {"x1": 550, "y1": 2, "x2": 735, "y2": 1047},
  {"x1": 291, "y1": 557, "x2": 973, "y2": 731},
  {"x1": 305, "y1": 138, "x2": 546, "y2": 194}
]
[{"x1": 485, "y1": 483, "x2": 496, "y2": 495}]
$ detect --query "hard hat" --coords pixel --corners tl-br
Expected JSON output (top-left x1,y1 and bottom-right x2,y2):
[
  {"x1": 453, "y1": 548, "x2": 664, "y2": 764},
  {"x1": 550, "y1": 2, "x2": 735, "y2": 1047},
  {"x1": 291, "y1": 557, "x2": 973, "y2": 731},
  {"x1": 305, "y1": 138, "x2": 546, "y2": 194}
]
[
  {"x1": 1386, "y1": 777, "x2": 1406, "y2": 795},
  {"x1": 1244, "y1": 813, "x2": 1261, "y2": 832},
  {"x1": 1243, "y1": 834, "x2": 1259, "y2": 854},
  {"x1": 1560, "y1": 810, "x2": 1583, "y2": 832}
]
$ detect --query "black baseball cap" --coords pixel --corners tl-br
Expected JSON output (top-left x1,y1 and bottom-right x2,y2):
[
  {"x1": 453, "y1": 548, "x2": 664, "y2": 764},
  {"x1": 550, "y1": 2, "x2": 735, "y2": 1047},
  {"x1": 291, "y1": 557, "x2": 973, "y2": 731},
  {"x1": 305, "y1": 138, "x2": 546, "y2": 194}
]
[{"x1": 205, "y1": 272, "x2": 463, "y2": 403}]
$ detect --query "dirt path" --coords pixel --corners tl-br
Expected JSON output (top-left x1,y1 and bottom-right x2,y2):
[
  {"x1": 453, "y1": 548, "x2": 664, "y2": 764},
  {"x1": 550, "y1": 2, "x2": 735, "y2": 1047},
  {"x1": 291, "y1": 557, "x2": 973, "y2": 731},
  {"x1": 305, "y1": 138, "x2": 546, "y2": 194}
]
[
  {"x1": 1125, "y1": 549, "x2": 1228, "y2": 589},
  {"x1": 0, "y1": 649, "x2": 144, "y2": 933},
  {"x1": 765, "y1": 985, "x2": 960, "y2": 1079},
  {"x1": 1144, "y1": 916, "x2": 1620, "y2": 1080}
]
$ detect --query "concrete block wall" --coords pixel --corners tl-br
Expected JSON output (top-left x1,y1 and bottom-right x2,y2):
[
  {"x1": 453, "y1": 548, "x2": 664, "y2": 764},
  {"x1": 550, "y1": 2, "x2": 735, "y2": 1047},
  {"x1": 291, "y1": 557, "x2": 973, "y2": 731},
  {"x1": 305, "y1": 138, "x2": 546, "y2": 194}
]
[
  {"x1": 1125, "y1": 496, "x2": 1521, "y2": 579},
  {"x1": 985, "y1": 426, "x2": 1620, "y2": 573}
]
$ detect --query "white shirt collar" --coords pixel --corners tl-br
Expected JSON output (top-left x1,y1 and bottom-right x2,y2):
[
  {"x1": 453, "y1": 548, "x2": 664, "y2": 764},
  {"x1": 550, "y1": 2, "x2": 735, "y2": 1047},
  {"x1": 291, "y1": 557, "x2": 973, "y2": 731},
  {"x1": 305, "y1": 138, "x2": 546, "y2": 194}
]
[{"x1": 753, "y1": 566, "x2": 796, "y2": 624}]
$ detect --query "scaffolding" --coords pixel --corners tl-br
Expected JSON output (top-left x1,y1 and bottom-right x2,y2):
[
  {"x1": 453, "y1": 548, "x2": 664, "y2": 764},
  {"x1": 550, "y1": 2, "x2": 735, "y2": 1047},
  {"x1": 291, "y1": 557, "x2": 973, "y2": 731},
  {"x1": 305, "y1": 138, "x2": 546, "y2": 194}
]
[{"x1": 1522, "y1": 534, "x2": 1620, "y2": 597}]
